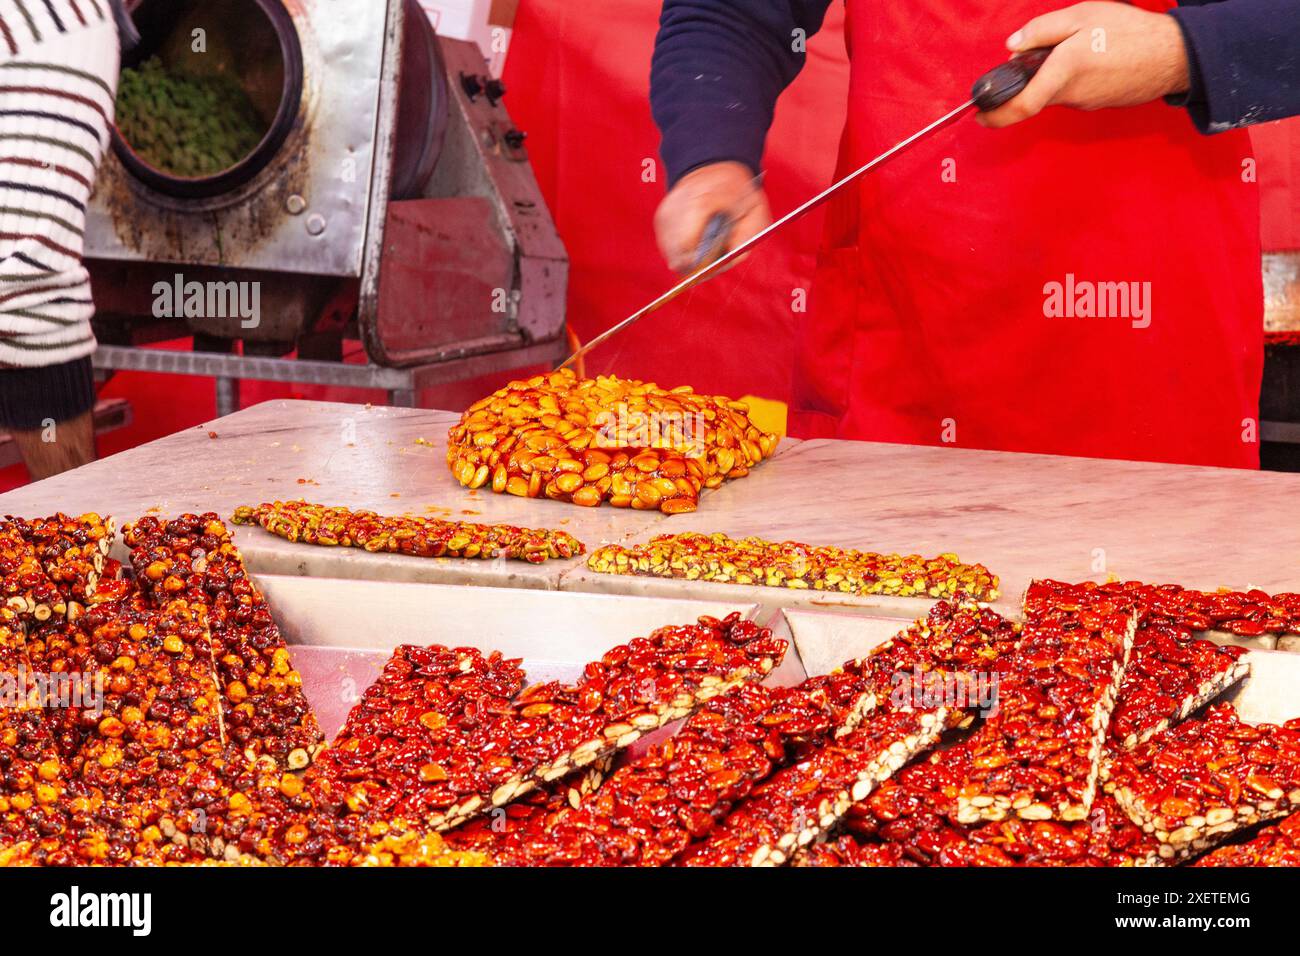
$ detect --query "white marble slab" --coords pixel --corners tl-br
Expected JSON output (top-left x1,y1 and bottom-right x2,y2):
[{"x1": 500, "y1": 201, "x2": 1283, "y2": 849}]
[
  {"x1": 562, "y1": 437, "x2": 1300, "y2": 620},
  {"x1": 1225, "y1": 650, "x2": 1300, "y2": 726},
  {"x1": 782, "y1": 608, "x2": 914, "y2": 679}
]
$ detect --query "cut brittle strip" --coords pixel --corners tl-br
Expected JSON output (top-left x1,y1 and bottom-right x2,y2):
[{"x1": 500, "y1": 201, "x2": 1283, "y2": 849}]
[
  {"x1": 1026, "y1": 578, "x2": 1300, "y2": 639},
  {"x1": 452, "y1": 614, "x2": 785, "y2": 831},
  {"x1": 954, "y1": 605, "x2": 1136, "y2": 824},
  {"x1": 344, "y1": 614, "x2": 783, "y2": 834},
  {"x1": 1103, "y1": 703, "x2": 1300, "y2": 861},
  {"x1": 466, "y1": 677, "x2": 876, "y2": 867},
  {"x1": 841, "y1": 745, "x2": 1162, "y2": 867},
  {"x1": 124, "y1": 514, "x2": 323, "y2": 770},
  {"x1": 589, "y1": 532, "x2": 999, "y2": 602},
  {"x1": 308, "y1": 642, "x2": 526, "y2": 833},
  {"x1": 1110, "y1": 621, "x2": 1250, "y2": 749},
  {"x1": 1025, "y1": 580, "x2": 1252, "y2": 748},
  {"x1": 834, "y1": 600, "x2": 1022, "y2": 719},
  {"x1": 231, "y1": 501, "x2": 585, "y2": 565},
  {"x1": 1194, "y1": 811, "x2": 1300, "y2": 866},
  {"x1": 0, "y1": 611, "x2": 69, "y2": 859},
  {"x1": 679, "y1": 707, "x2": 946, "y2": 867}
]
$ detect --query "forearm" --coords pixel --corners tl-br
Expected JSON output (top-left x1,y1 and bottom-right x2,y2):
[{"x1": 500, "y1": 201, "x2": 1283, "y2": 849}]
[
  {"x1": 1169, "y1": 0, "x2": 1300, "y2": 131},
  {"x1": 650, "y1": 0, "x2": 832, "y2": 187}
]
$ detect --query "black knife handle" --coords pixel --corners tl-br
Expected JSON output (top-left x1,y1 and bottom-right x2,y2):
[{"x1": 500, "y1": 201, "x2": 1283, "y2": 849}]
[
  {"x1": 692, "y1": 212, "x2": 734, "y2": 270},
  {"x1": 972, "y1": 47, "x2": 1054, "y2": 111}
]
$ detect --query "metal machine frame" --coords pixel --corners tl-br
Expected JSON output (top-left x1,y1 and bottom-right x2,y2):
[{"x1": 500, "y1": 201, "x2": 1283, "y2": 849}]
[{"x1": 88, "y1": 0, "x2": 566, "y2": 415}]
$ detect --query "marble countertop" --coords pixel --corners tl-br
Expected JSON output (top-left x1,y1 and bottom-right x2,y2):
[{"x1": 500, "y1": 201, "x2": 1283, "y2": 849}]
[{"x1": 4, "y1": 399, "x2": 1299, "y2": 633}]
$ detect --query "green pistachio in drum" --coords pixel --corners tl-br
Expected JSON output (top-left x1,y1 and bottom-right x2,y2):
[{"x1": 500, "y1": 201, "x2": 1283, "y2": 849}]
[{"x1": 115, "y1": 56, "x2": 265, "y2": 178}]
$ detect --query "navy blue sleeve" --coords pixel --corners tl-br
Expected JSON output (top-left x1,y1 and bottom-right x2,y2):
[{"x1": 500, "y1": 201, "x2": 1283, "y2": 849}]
[
  {"x1": 650, "y1": 0, "x2": 833, "y2": 187},
  {"x1": 1168, "y1": 0, "x2": 1300, "y2": 132}
]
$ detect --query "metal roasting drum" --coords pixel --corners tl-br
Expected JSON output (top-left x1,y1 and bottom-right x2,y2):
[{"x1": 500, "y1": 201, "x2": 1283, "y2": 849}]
[{"x1": 87, "y1": 0, "x2": 567, "y2": 412}]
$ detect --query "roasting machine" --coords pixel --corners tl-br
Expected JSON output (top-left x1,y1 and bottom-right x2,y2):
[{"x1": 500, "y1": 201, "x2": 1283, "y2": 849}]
[{"x1": 87, "y1": 0, "x2": 566, "y2": 414}]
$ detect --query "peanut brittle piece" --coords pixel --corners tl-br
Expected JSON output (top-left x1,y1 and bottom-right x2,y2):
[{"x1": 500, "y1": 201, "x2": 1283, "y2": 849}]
[
  {"x1": 1110, "y1": 621, "x2": 1250, "y2": 749},
  {"x1": 1104, "y1": 703, "x2": 1300, "y2": 860},
  {"x1": 468, "y1": 676, "x2": 873, "y2": 867},
  {"x1": 954, "y1": 605, "x2": 1136, "y2": 824}
]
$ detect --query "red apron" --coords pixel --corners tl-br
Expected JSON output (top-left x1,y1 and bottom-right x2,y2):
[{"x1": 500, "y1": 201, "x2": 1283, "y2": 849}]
[{"x1": 788, "y1": 0, "x2": 1263, "y2": 468}]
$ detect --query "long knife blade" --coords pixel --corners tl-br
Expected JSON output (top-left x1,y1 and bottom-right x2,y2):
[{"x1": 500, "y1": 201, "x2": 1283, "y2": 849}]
[
  {"x1": 558, "y1": 99, "x2": 976, "y2": 370},
  {"x1": 558, "y1": 46, "x2": 1054, "y2": 371}
]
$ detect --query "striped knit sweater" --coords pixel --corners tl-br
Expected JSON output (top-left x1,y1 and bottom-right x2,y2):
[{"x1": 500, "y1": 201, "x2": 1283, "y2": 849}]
[{"x1": 0, "y1": 0, "x2": 117, "y2": 368}]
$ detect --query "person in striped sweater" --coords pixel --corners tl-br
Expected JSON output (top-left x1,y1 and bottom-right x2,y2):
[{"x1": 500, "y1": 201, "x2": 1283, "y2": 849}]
[{"x1": 0, "y1": 1, "x2": 120, "y2": 480}]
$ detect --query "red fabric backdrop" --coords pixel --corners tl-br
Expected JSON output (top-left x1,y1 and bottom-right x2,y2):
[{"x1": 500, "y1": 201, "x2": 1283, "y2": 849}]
[{"x1": 500, "y1": 0, "x2": 850, "y2": 401}]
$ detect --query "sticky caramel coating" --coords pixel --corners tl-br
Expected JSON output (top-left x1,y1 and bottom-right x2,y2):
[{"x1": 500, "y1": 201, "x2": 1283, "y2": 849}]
[
  {"x1": 472, "y1": 678, "x2": 869, "y2": 867},
  {"x1": 446, "y1": 369, "x2": 778, "y2": 514}
]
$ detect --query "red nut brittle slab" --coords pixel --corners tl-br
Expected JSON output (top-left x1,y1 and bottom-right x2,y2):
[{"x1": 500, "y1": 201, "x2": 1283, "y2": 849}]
[
  {"x1": 678, "y1": 706, "x2": 946, "y2": 867},
  {"x1": 445, "y1": 614, "x2": 783, "y2": 831},
  {"x1": 842, "y1": 746, "x2": 1161, "y2": 867},
  {"x1": 1103, "y1": 702, "x2": 1300, "y2": 860},
  {"x1": 1110, "y1": 621, "x2": 1250, "y2": 749},
  {"x1": 1026, "y1": 578, "x2": 1300, "y2": 639},
  {"x1": 464, "y1": 676, "x2": 875, "y2": 867},
  {"x1": 1194, "y1": 811, "x2": 1300, "y2": 866},
  {"x1": 833, "y1": 600, "x2": 1021, "y2": 719},
  {"x1": 307, "y1": 642, "x2": 525, "y2": 832},
  {"x1": 953, "y1": 606, "x2": 1136, "y2": 824},
  {"x1": 446, "y1": 369, "x2": 778, "y2": 515},
  {"x1": 588, "y1": 532, "x2": 999, "y2": 602},
  {"x1": 317, "y1": 621, "x2": 780, "y2": 837},
  {"x1": 125, "y1": 514, "x2": 323, "y2": 770},
  {"x1": 231, "y1": 501, "x2": 585, "y2": 565}
]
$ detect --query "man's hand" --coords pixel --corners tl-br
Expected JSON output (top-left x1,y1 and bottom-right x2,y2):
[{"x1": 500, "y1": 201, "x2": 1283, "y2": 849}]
[
  {"x1": 654, "y1": 161, "x2": 772, "y2": 275},
  {"x1": 978, "y1": 2, "x2": 1190, "y2": 128}
]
